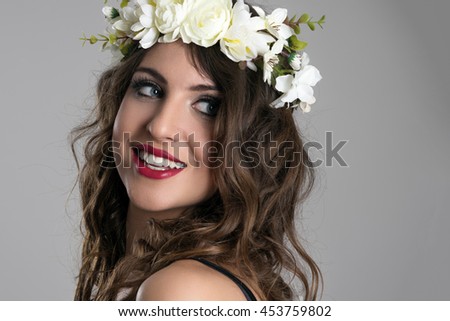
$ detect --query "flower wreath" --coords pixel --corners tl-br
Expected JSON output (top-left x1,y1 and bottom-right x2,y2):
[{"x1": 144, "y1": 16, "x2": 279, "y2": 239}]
[{"x1": 82, "y1": 0, "x2": 324, "y2": 112}]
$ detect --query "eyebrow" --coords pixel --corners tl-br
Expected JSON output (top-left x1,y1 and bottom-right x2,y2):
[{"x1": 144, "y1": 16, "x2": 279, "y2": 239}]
[
  {"x1": 135, "y1": 67, "x2": 167, "y2": 85},
  {"x1": 134, "y1": 67, "x2": 220, "y2": 92}
]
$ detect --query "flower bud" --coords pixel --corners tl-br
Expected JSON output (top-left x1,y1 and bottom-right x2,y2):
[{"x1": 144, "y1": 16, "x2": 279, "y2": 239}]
[
  {"x1": 102, "y1": 6, "x2": 120, "y2": 21},
  {"x1": 288, "y1": 53, "x2": 302, "y2": 71}
]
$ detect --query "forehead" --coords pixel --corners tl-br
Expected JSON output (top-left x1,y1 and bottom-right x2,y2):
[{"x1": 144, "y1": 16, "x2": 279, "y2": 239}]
[{"x1": 137, "y1": 41, "x2": 215, "y2": 87}]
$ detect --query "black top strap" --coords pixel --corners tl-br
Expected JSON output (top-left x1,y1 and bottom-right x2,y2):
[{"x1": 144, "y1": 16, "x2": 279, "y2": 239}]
[{"x1": 192, "y1": 258, "x2": 257, "y2": 301}]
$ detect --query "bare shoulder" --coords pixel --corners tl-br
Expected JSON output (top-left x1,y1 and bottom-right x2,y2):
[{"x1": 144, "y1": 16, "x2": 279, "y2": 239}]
[{"x1": 136, "y1": 259, "x2": 249, "y2": 301}]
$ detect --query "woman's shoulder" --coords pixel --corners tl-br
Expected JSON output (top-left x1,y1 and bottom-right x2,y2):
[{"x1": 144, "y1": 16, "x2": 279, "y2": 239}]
[{"x1": 136, "y1": 259, "x2": 254, "y2": 301}]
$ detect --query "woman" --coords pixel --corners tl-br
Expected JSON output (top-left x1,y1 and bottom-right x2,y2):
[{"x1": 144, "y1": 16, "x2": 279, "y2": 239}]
[{"x1": 73, "y1": 0, "x2": 323, "y2": 300}]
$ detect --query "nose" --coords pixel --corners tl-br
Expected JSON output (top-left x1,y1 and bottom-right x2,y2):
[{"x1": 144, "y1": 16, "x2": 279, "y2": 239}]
[{"x1": 146, "y1": 95, "x2": 186, "y2": 142}]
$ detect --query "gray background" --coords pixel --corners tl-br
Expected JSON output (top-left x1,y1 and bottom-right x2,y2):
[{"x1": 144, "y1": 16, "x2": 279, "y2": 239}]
[{"x1": 0, "y1": 0, "x2": 449, "y2": 300}]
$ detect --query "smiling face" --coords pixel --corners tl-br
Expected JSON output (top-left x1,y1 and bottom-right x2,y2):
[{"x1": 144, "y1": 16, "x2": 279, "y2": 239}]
[{"x1": 112, "y1": 41, "x2": 220, "y2": 220}]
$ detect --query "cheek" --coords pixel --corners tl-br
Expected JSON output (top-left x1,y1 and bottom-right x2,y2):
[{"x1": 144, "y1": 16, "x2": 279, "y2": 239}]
[
  {"x1": 194, "y1": 132, "x2": 217, "y2": 192},
  {"x1": 111, "y1": 118, "x2": 127, "y2": 175},
  {"x1": 112, "y1": 100, "x2": 128, "y2": 143},
  {"x1": 112, "y1": 113, "x2": 122, "y2": 144},
  {"x1": 197, "y1": 142, "x2": 213, "y2": 169},
  {"x1": 112, "y1": 98, "x2": 147, "y2": 149},
  {"x1": 113, "y1": 93, "x2": 152, "y2": 136},
  {"x1": 112, "y1": 100, "x2": 138, "y2": 169},
  {"x1": 193, "y1": 127, "x2": 215, "y2": 168}
]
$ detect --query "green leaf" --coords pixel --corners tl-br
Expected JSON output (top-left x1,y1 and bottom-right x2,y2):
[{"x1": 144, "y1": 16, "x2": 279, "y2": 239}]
[
  {"x1": 120, "y1": 0, "x2": 129, "y2": 8},
  {"x1": 298, "y1": 13, "x2": 310, "y2": 24},
  {"x1": 119, "y1": 38, "x2": 136, "y2": 57},
  {"x1": 307, "y1": 21, "x2": 316, "y2": 31},
  {"x1": 290, "y1": 15, "x2": 297, "y2": 23},
  {"x1": 318, "y1": 15, "x2": 326, "y2": 29},
  {"x1": 120, "y1": 44, "x2": 132, "y2": 56},
  {"x1": 289, "y1": 36, "x2": 308, "y2": 51},
  {"x1": 111, "y1": 7, "x2": 120, "y2": 19},
  {"x1": 293, "y1": 25, "x2": 301, "y2": 34},
  {"x1": 89, "y1": 35, "x2": 98, "y2": 44},
  {"x1": 296, "y1": 40, "x2": 308, "y2": 51},
  {"x1": 109, "y1": 34, "x2": 117, "y2": 44},
  {"x1": 283, "y1": 46, "x2": 292, "y2": 54}
]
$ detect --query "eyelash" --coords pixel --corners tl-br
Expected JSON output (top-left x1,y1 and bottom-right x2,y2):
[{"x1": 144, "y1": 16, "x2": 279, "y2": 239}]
[
  {"x1": 130, "y1": 77, "x2": 162, "y2": 98},
  {"x1": 195, "y1": 96, "x2": 221, "y2": 118},
  {"x1": 129, "y1": 76, "x2": 221, "y2": 118}
]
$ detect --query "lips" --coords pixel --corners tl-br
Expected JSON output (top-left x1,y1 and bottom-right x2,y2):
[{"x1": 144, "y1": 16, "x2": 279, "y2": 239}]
[{"x1": 131, "y1": 144, "x2": 187, "y2": 179}]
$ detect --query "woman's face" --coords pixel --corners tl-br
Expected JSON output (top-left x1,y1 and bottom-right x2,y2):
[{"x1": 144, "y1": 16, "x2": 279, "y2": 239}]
[{"x1": 113, "y1": 41, "x2": 220, "y2": 219}]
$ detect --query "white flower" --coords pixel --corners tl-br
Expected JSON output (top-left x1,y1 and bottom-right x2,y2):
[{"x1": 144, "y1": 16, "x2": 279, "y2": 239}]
[
  {"x1": 102, "y1": 6, "x2": 120, "y2": 22},
  {"x1": 288, "y1": 53, "x2": 302, "y2": 71},
  {"x1": 273, "y1": 54, "x2": 322, "y2": 109},
  {"x1": 247, "y1": 61, "x2": 257, "y2": 71},
  {"x1": 299, "y1": 102, "x2": 311, "y2": 113},
  {"x1": 220, "y1": 0, "x2": 274, "y2": 62},
  {"x1": 154, "y1": 0, "x2": 190, "y2": 43},
  {"x1": 288, "y1": 52, "x2": 310, "y2": 71},
  {"x1": 88, "y1": 0, "x2": 324, "y2": 111},
  {"x1": 112, "y1": 4, "x2": 140, "y2": 35},
  {"x1": 180, "y1": 0, "x2": 232, "y2": 47},
  {"x1": 263, "y1": 39, "x2": 285, "y2": 85},
  {"x1": 300, "y1": 51, "x2": 310, "y2": 65},
  {"x1": 131, "y1": 0, "x2": 159, "y2": 49},
  {"x1": 103, "y1": 44, "x2": 124, "y2": 65},
  {"x1": 253, "y1": 6, "x2": 293, "y2": 40}
]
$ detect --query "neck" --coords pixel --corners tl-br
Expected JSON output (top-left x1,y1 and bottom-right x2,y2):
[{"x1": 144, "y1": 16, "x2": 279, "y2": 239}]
[{"x1": 125, "y1": 203, "x2": 183, "y2": 254}]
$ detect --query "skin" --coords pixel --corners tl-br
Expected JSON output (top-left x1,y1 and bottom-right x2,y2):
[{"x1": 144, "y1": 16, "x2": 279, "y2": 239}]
[
  {"x1": 113, "y1": 41, "x2": 220, "y2": 251},
  {"x1": 136, "y1": 259, "x2": 253, "y2": 301},
  {"x1": 113, "y1": 41, "x2": 256, "y2": 300}
]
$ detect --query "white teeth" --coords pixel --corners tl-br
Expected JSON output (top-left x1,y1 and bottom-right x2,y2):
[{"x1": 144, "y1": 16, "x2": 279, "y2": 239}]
[
  {"x1": 153, "y1": 156, "x2": 163, "y2": 164},
  {"x1": 138, "y1": 150, "x2": 186, "y2": 170}
]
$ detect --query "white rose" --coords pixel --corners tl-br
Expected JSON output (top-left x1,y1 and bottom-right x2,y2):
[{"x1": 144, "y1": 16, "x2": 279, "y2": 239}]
[
  {"x1": 220, "y1": 0, "x2": 274, "y2": 62},
  {"x1": 112, "y1": 5, "x2": 141, "y2": 35},
  {"x1": 180, "y1": 0, "x2": 232, "y2": 47},
  {"x1": 155, "y1": 0, "x2": 190, "y2": 43},
  {"x1": 131, "y1": 2, "x2": 159, "y2": 49}
]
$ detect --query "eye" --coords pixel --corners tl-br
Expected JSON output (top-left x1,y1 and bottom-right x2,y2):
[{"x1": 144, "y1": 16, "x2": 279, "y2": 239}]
[
  {"x1": 194, "y1": 97, "x2": 220, "y2": 117},
  {"x1": 130, "y1": 78, "x2": 163, "y2": 98}
]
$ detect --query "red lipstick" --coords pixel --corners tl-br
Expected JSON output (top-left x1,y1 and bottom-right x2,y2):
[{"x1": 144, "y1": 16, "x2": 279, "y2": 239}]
[{"x1": 131, "y1": 144, "x2": 186, "y2": 180}]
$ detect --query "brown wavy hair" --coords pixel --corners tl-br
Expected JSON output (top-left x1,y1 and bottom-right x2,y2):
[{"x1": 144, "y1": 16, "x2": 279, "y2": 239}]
[{"x1": 72, "y1": 32, "x2": 321, "y2": 300}]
